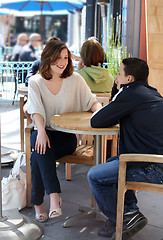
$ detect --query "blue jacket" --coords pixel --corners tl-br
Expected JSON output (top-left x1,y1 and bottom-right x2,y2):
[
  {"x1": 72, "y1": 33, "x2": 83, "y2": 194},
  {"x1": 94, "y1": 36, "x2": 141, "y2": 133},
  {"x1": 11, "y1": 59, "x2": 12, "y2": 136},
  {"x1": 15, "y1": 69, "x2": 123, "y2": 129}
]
[{"x1": 91, "y1": 80, "x2": 163, "y2": 168}]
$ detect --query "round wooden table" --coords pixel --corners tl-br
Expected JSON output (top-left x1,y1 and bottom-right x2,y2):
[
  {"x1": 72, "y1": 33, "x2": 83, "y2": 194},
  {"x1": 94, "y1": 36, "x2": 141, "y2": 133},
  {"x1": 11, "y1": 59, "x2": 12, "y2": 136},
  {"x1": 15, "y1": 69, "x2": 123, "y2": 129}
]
[{"x1": 50, "y1": 111, "x2": 119, "y2": 166}]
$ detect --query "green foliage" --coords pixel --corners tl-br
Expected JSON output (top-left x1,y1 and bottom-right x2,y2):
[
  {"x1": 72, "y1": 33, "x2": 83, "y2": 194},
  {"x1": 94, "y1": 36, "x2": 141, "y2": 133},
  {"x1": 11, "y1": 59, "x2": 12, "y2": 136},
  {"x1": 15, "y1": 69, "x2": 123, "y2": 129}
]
[{"x1": 106, "y1": 18, "x2": 127, "y2": 78}]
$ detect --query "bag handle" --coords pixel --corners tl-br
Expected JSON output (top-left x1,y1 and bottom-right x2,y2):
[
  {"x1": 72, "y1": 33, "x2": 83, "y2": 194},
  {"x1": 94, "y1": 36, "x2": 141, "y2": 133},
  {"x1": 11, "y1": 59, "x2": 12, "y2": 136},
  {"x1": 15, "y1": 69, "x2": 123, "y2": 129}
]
[{"x1": 10, "y1": 152, "x2": 26, "y2": 177}]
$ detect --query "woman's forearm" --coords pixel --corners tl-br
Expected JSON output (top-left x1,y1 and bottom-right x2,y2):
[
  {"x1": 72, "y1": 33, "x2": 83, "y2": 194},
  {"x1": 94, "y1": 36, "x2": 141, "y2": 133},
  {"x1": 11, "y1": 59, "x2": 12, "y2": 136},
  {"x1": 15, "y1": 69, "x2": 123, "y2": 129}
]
[{"x1": 33, "y1": 113, "x2": 45, "y2": 133}]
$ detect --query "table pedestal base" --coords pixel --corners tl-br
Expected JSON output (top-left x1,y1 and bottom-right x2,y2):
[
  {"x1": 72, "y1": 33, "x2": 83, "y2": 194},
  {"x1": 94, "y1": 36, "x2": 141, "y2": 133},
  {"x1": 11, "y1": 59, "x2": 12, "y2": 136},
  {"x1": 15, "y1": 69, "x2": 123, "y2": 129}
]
[
  {"x1": 63, "y1": 206, "x2": 106, "y2": 228},
  {"x1": 0, "y1": 209, "x2": 42, "y2": 240}
]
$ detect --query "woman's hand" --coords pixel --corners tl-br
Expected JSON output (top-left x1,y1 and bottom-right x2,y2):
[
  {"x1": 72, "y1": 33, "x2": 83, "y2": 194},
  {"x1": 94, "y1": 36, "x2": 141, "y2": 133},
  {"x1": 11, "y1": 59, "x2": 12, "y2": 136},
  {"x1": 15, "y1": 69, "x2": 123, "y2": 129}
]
[{"x1": 35, "y1": 128, "x2": 51, "y2": 154}]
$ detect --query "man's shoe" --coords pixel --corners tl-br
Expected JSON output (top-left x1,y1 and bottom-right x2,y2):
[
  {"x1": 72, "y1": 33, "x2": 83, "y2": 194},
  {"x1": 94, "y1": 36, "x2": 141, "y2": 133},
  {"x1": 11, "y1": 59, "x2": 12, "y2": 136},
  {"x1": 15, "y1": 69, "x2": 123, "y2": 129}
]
[
  {"x1": 98, "y1": 219, "x2": 116, "y2": 237},
  {"x1": 112, "y1": 211, "x2": 148, "y2": 240}
]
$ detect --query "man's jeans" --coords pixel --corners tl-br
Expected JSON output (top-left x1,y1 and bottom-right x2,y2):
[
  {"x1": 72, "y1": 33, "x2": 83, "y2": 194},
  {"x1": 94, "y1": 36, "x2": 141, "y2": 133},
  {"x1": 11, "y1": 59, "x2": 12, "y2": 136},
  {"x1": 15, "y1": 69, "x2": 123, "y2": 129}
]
[{"x1": 87, "y1": 156, "x2": 163, "y2": 223}]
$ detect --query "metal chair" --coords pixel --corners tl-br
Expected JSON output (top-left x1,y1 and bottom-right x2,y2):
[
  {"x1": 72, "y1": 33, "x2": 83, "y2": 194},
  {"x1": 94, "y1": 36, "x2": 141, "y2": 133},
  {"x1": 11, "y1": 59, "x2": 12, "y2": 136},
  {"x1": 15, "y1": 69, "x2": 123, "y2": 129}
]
[{"x1": 115, "y1": 153, "x2": 163, "y2": 240}]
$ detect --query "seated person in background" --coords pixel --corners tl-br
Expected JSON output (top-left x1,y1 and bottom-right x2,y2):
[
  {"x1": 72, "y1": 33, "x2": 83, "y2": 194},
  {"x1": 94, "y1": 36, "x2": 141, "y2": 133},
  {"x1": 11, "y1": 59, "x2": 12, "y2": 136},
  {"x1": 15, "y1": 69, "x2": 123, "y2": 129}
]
[
  {"x1": 88, "y1": 58, "x2": 163, "y2": 239},
  {"x1": 76, "y1": 38, "x2": 114, "y2": 93},
  {"x1": 12, "y1": 33, "x2": 29, "y2": 61},
  {"x1": 19, "y1": 33, "x2": 42, "y2": 62},
  {"x1": 27, "y1": 36, "x2": 102, "y2": 222}
]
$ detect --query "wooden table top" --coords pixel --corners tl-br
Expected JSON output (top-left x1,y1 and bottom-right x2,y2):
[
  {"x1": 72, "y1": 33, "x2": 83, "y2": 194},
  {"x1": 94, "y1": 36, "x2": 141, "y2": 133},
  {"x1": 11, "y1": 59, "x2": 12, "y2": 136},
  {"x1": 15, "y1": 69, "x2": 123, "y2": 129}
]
[{"x1": 50, "y1": 111, "x2": 119, "y2": 134}]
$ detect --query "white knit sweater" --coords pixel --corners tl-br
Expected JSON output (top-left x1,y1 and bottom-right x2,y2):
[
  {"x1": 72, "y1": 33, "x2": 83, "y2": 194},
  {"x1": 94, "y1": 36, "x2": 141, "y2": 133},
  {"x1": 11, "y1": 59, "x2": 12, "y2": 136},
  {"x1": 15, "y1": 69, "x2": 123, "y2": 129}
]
[{"x1": 27, "y1": 72, "x2": 97, "y2": 130}]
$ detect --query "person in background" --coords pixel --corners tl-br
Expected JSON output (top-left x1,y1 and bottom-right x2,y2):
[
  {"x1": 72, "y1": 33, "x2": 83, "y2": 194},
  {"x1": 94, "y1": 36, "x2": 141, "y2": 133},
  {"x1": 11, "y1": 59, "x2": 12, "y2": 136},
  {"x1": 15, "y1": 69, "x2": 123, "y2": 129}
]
[
  {"x1": 27, "y1": 37, "x2": 102, "y2": 223},
  {"x1": 87, "y1": 58, "x2": 163, "y2": 240},
  {"x1": 19, "y1": 33, "x2": 42, "y2": 62},
  {"x1": 76, "y1": 38, "x2": 114, "y2": 93},
  {"x1": 12, "y1": 33, "x2": 29, "y2": 61}
]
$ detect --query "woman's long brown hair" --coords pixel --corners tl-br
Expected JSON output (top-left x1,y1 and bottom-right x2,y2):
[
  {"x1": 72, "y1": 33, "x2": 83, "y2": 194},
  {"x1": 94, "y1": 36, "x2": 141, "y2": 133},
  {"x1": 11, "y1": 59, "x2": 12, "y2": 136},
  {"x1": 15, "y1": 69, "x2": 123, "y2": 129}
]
[{"x1": 39, "y1": 37, "x2": 74, "y2": 80}]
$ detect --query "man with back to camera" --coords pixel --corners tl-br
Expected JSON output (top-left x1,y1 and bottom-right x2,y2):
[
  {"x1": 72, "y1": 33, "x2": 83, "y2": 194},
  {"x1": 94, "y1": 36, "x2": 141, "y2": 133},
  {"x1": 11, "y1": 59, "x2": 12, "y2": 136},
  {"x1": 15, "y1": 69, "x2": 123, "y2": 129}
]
[{"x1": 87, "y1": 58, "x2": 163, "y2": 239}]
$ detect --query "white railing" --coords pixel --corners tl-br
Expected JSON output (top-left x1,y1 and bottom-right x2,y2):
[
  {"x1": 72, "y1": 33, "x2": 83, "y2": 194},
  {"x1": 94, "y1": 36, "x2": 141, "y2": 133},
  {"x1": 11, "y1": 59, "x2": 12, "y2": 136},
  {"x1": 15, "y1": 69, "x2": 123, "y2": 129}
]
[{"x1": 0, "y1": 62, "x2": 33, "y2": 102}]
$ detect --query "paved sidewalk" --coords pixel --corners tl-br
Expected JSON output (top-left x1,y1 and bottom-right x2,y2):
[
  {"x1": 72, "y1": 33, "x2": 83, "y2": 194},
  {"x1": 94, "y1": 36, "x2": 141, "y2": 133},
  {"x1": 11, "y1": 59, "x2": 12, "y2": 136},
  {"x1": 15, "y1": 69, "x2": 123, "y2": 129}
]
[{"x1": 0, "y1": 101, "x2": 163, "y2": 240}]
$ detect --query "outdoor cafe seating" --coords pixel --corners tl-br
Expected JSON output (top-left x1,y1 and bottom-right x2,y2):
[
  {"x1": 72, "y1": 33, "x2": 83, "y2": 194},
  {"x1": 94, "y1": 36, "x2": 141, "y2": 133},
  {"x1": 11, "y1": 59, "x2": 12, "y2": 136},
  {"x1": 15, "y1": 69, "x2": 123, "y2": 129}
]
[{"x1": 0, "y1": 59, "x2": 119, "y2": 208}]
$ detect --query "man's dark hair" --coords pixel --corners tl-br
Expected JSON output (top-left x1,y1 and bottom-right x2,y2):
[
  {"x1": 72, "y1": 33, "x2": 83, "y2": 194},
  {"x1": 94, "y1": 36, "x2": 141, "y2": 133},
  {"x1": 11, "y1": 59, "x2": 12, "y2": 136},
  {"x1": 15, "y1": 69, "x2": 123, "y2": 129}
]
[{"x1": 122, "y1": 58, "x2": 149, "y2": 82}]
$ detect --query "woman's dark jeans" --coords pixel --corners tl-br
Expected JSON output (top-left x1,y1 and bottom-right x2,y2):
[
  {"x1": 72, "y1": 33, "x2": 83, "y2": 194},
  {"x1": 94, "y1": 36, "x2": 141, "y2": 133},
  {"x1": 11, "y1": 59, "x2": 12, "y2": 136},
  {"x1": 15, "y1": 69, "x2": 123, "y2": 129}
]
[
  {"x1": 87, "y1": 156, "x2": 163, "y2": 223},
  {"x1": 30, "y1": 130, "x2": 77, "y2": 205}
]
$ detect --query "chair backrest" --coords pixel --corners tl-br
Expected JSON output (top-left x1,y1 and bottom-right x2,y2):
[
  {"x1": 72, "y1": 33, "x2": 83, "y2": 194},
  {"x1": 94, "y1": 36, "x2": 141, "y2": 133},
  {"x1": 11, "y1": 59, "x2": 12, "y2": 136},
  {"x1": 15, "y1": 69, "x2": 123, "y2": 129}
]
[
  {"x1": 96, "y1": 96, "x2": 109, "y2": 106},
  {"x1": 95, "y1": 93, "x2": 111, "y2": 107},
  {"x1": 77, "y1": 134, "x2": 94, "y2": 146},
  {"x1": 95, "y1": 92, "x2": 111, "y2": 101}
]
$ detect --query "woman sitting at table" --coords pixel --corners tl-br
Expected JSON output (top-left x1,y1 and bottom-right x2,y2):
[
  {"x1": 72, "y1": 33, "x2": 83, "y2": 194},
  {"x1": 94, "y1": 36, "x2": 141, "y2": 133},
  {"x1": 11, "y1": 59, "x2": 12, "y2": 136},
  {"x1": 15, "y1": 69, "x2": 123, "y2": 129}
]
[{"x1": 27, "y1": 36, "x2": 102, "y2": 222}]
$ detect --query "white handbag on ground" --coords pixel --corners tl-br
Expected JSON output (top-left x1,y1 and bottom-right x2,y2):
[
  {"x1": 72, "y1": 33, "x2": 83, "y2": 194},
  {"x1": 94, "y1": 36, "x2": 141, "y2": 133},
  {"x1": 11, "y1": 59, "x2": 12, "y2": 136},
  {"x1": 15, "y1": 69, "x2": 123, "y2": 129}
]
[{"x1": 1, "y1": 152, "x2": 26, "y2": 211}]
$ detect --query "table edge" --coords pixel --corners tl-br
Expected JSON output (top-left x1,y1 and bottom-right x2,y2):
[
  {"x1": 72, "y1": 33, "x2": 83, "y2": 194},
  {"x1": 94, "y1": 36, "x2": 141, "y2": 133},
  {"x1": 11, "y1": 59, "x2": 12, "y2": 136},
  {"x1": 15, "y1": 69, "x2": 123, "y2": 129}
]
[{"x1": 50, "y1": 124, "x2": 119, "y2": 135}]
